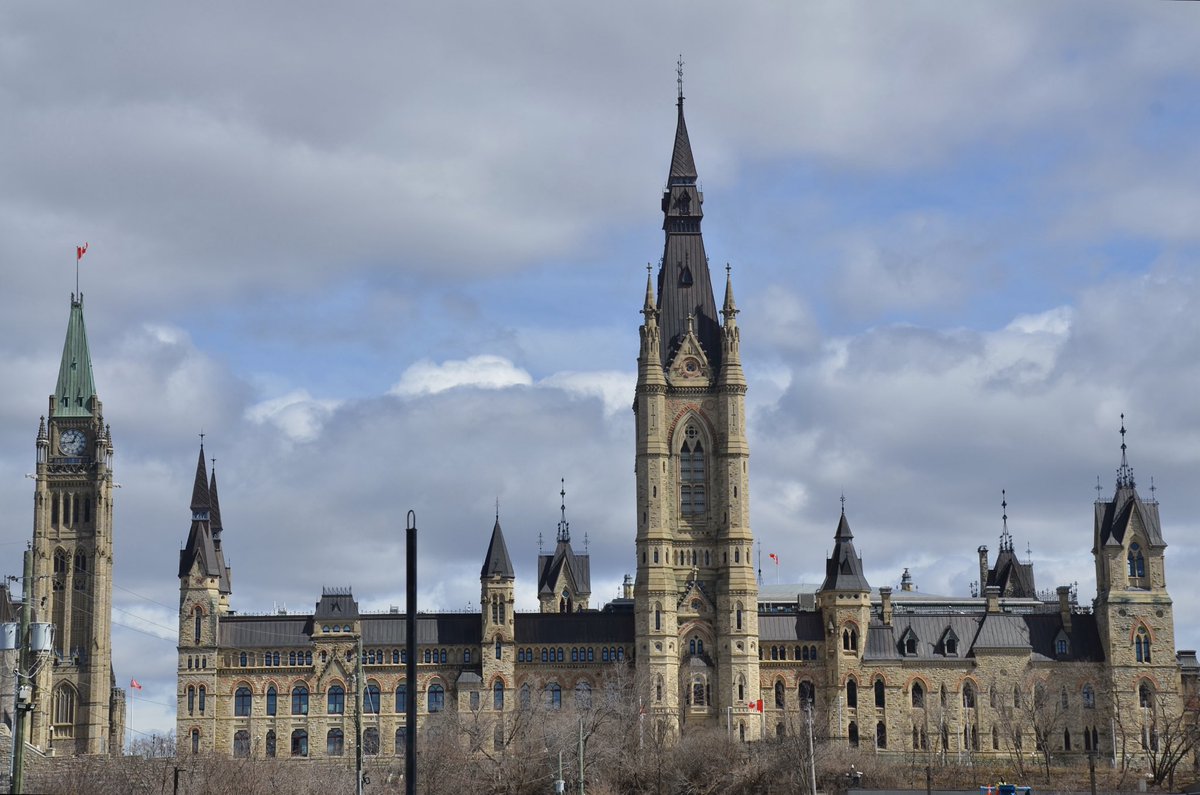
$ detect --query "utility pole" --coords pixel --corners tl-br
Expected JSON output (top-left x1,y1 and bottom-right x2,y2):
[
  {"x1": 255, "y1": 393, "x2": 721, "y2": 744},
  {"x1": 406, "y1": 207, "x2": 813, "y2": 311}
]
[
  {"x1": 578, "y1": 716, "x2": 585, "y2": 795},
  {"x1": 355, "y1": 633, "x2": 364, "y2": 795},
  {"x1": 805, "y1": 701, "x2": 817, "y2": 795},
  {"x1": 404, "y1": 511, "x2": 417, "y2": 795},
  {"x1": 11, "y1": 547, "x2": 33, "y2": 795}
]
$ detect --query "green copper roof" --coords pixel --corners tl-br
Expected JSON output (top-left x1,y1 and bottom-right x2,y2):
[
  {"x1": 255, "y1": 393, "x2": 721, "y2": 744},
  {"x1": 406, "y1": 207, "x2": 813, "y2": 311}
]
[{"x1": 53, "y1": 298, "x2": 97, "y2": 417}]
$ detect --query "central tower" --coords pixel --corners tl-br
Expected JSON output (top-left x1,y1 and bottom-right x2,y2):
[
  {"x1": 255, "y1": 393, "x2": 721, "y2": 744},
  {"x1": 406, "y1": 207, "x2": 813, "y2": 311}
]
[{"x1": 633, "y1": 86, "x2": 759, "y2": 738}]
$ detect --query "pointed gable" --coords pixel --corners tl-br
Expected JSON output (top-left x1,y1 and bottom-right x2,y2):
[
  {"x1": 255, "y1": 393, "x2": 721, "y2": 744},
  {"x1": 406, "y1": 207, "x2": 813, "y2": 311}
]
[
  {"x1": 820, "y1": 511, "x2": 870, "y2": 592},
  {"x1": 53, "y1": 297, "x2": 98, "y2": 417},
  {"x1": 480, "y1": 518, "x2": 515, "y2": 579}
]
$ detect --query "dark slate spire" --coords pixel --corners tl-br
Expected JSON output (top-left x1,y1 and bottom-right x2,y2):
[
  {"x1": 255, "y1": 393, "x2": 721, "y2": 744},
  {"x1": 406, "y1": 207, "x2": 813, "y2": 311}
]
[
  {"x1": 54, "y1": 296, "x2": 98, "y2": 418},
  {"x1": 657, "y1": 79, "x2": 721, "y2": 372},
  {"x1": 821, "y1": 502, "x2": 870, "y2": 592},
  {"x1": 481, "y1": 517, "x2": 515, "y2": 579},
  {"x1": 1096, "y1": 416, "x2": 1165, "y2": 549},
  {"x1": 209, "y1": 462, "x2": 223, "y2": 540},
  {"x1": 190, "y1": 444, "x2": 210, "y2": 521}
]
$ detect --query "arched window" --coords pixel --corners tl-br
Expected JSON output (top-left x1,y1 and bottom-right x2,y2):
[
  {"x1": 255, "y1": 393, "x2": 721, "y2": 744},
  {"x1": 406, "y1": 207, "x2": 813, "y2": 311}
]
[
  {"x1": 235, "y1": 686, "x2": 252, "y2": 717},
  {"x1": 736, "y1": 604, "x2": 743, "y2": 631},
  {"x1": 291, "y1": 685, "x2": 309, "y2": 715},
  {"x1": 291, "y1": 730, "x2": 310, "y2": 758},
  {"x1": 327, "y1": 684, "x2": 345, "y2": 714},
  {"x1": 655, "y1": 604, "x2": 662, "y2": 631},
  {"x1": 233, "y1": 730, "x2": 250, "y2": 758},
  {"x1": 575, "y1": 681, "x2": 592, "y2": 710},
  {"x1": 1139, "y1": 681, "x2": 1154, "y2": 708},
  {"x1": 363, "y1": 727, "x2": 379, "y2": 756},
  {"x1": 1135, "y1": 626, "x2": 1152, "y2": 663},
  {"x1": 266, "y1": 685, "x2": 277, "y2": 716},
  {"x1": 364, "y1": 683, "x2": 380, "y2": 714},
  {"x1": 1061, "y1": 686, "x2": 1069, "y2": 709},
  {"x1": 690, "y1": 675, "x2": 708, "y2": 707},
  {"x1": 1082, "y1": 684, "x2": 1096, "y2": 709},
  {"x1": 546, "y1": 682, "x2": 562, "y2": 710},
  {"x1": 601, "y1": 648, "x2": 609, "y2": 662},
  {"x1": 239, "y1": 651, "x2": 247, "y2": 667},
  {"x1": 395, "y1": 683, "x2": 407, "y2": 712},
  {"x1": 680, "y1": 424, "x2": 706, "y2": 515},
  {"x1": 289, "y1": 651, "x2": 297, "y2": 666},
  {"x1": 1128, "y1": 543, "x2": 1145, "y2": 577},
  {"x1": 193, "y1": 608, "x2": 202, "y2": 644},
  {"x1": 191, "y1": 729, "x2": 200, "y2": 754},
  {"x1": 198, "y1": 685, "x2": 206, "y2": 714},
  {"x1": 423, "y1": 649, "x2": 431, "y2": 664},
  {"x1": 265, "y1": 730, "x2": 276, "y2": 758},
  {"x1": 847, "y1": 679, "x2": 858, "y2": 709},
  {"x1": 963, "y1": 682, "x2": 976, "y2": 709},
  {"x1": 187, "y1": 685, "x2": 195, "y2": 715},
  {"x1": 520, "y1": 684, "x2": 532, "y2": 709},
  {"x1": 395, "y1": 727, "x2": 408, "y2": 753},
  {"x1": 876, "y1": 721, "x2": 887, "y2": 749},
  {"x1": 327, "y1": 728, "x2": 344, "y2": 756},
  {"x1": 1013, "y1": 685, "x2": 1022, "y2": 708},
  {"x1": 904, "y1": 636, "x2": 917, "y2": 655},
  {"x1": 875, "y1": 678, "x2": 885, "y2": 708},
  {"x1": 774, "y1": 680, "x2": 785, "y2": 709},
  {"x1": 428, "y1": 683, "x2": 445, "y2": 713},
  {"x1": 656, "y1": 676, "x2": 664, "y2": 702},
  {"x1": 799, "y1": 680, "x2": 814, "y2": 705},
  {"x1": 848, "y1": 721, "x2": 859, "y2": 747},
  {"x1": 1063, "y1": 728, "x2": 1072, "y2": 751},
  {"x1": 53, "y1": 683, "x2": 76, "y2": 728},
  {"x1": 494, "y1": 680, "x2": 505, "y2": 710},
  {"x1": 911, "y1": 682, "x2": 924, "y2": 708},
  {"x1": 842, "y1": 627, "x2": 859, "y2": 652}
]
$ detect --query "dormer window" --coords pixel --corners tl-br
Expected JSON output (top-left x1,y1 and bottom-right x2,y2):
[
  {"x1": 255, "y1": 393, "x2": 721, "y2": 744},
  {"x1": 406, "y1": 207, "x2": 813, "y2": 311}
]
[
  {"x1": 945, "y1": 638, "x2": 957, "y2": 656},
  {"x1": 902, "y1": 634, "x2": 918, "y2": 656}
]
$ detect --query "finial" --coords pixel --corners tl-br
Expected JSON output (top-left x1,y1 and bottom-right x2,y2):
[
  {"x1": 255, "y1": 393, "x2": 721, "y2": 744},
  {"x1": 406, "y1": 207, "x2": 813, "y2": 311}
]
[
  {"x1": 557, "y1": 478, "x2": 570, "y2": 543},
  {"x1": 538, "y1": 531, "x2": 543, "y2": 555},
  {"x1": 211, "y1": 457, "x2": 216, "y2": 470},
  {"x1": 584, "y1": 530, "x2": 589, "y2": 554},
  {"x1": 1025, "y1": 541, "x2": 1032, "y2": 564},
  {"x1": 1000, "y1": 489, "x2": 1012, "y2": 551},
  {"x1": 1117, "y1": 413, "x2": 1135, "y2": 488},
  {"x1": 1150, "y1": 476, "x2": 1157, "y2": 502},
  {"x1": 676, "y1": 54, "x2": 684, "y2": 102},
  {"x1": 495, "y1": 496, "x2": 500, "y2": 521},
  {"x1": 840, "y1": 492, "x2": 846, "y2": 515},
  {"x1": 725, "y1": 263, "x2": 731, "y2": 276},
  {"x1": 1095, "y1": 475, "x2": 1102, "y2": 501},
  {"x1": 199, "y1": 430, "x2": 205, "y2": 446}
]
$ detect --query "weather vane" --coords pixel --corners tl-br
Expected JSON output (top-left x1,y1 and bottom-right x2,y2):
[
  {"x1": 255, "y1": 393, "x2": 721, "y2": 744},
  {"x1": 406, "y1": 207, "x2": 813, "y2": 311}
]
[{"x1": 676, "y1": 55, "x2": 684, "y2": 100}]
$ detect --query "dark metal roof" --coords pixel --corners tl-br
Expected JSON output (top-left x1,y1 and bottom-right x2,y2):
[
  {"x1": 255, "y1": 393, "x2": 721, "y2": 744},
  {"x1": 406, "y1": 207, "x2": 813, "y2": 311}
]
[
  {"x1": 208, "y1": 468, "x2": 223, "y2": 535},
  {"x1": 987, "y1": 548, "x2": 1036, "y2": 599},
  {"x1": 481, "y1": 518, "x2": 515, "y2": 579},
  {"x1": 314, "y1": 589, "x2": 359, "y2": 622},
  {"x1": 178, "y1": 519, "x2": 222, "y2": 580},
  {"x1": 758, "y1": 612, "x2": 824, "y2": 642},
  {"x1": 820, "y1": 512, "x2": 871, "y2": 592},
  {"x1": 515, "y1": 612, "x2": 633, "y2": 644},
  {"x1": 657, "y1": 96, "x2": 721, "y2": 371},
  {"x1": 189, "y1": 447, "x2": 210, "y2": 513},
  {"x1": 361, "y1": 614, "x2": 480, "y2": 646},
  {"x1": 220, "y1": 616, "x2": 312, "y2": 648},
  {"x1": 1026, "y1": 612, "x2": 1104, "y2": 663},
  {"x1": 537, "y1": 544, "x2": 591, "y2": 598},
  {"x1": 1096, "y1": 485, "x2": 1164, "y2": 548},
  {"x1": 53, "y1": 297, "x2": 97, "y2": 418}
]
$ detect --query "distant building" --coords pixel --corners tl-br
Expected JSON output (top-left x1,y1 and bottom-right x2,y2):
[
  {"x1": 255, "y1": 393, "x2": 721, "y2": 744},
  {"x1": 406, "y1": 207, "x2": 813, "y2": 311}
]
[{"x1": 166, "y1": 89, "x2": 1197, "y2": 764}]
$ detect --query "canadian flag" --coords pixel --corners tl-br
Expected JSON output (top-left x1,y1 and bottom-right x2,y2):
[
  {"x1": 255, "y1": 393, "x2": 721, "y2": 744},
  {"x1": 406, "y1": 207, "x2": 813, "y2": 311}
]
[
  {"x1": 130, "y1": 678, "x2": 142, "y2": 690},
  {"x1": 76, "y1": 243, "x2": 88, "y2": 261}
]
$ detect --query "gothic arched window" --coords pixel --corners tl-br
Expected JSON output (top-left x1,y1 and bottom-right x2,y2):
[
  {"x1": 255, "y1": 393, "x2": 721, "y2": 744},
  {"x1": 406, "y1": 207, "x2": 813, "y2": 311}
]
[
  {"x1": 266, "y1": 685, "x2": 277, "y2": 716},
  {"x1": 680, "y1": 424, "x2": 706, "y2": 515},
  {"x1": 291, "y1": 685, "x2": 309, "y2": 715},
  {"x1": 233, "y1": 730, "x2": 250, "y2": 758},
  {"x1": 875, "y1": 678, "x2": 886, "y2": 708},
  {"x1": 846, "y1": 678, "x2": 858, "y2": 709},
  {"x1": 494, "y1": 680, "x2": 505, "y2": 711},
  {"x1": 327, "y1": 683, "x2": 345, "y2": 714},
  {"x1": 545, "y1": 682, "x2": 562, "y2": 710},
  {"x1": 774, "y1": 680, "x2": 785, "y2": 709},
  {"x1": 327, "y1": 728, "x2": 344, "y2": 756},
  {"x1": 428, "y1": 683, "x2": 445, "y2": 713},
  {"x1": 1128, "y1": 542, "x2": 1145, "y2": 578},
  {"x1": 364, "y1": 683, "x2": 381, "y2": 714},
  {"x1": 53, "y1": 683, "x2": 76, "y2": 728},
  {"x1": 1135, "y1": 627, "x2": 1152, "y2": 663},
  {"x1": 235, "y1": 686, "x2": 252, "y2": 716},
  {"x1": 911, "y1": 682, "x2": 924, "y2": 708}
]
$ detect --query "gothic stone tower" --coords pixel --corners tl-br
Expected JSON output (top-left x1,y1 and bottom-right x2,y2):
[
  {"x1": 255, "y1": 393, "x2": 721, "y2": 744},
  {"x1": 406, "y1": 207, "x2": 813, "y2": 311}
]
[
  {"x1": 1092, "y1": 422, "x2": 1181, "y2": 736},
  {"x1": 30, "y1": 295, "x2": 124, "y2": 755},
  {"x1": 634, "y1": 89, "x2": 759, "y2": 738}
]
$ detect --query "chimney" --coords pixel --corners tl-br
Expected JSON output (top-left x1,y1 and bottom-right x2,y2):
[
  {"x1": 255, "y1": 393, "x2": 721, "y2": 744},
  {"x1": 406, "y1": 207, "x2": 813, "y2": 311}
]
[
  {"x1": 879, "y1": 586, "x2": 893, "y2": 626},
  {"x1": 985, "y1": 585, "x2": 1001, "y2": 615},
  {"x1": 1056, "y1": 585, "x2": 1072, "y2": 631},
  {"x1": 977, "y1": 545, "x2": 990, "y2": 592},
  {"x1": 622, "y1": 574, "x2": 634, "y2": 600}
]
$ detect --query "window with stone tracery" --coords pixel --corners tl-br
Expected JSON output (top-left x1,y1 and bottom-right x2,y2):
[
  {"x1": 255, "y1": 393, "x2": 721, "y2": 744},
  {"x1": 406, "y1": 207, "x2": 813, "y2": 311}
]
[{"x1": 680, "y1": 424, "x2": 706, "y2": 515}]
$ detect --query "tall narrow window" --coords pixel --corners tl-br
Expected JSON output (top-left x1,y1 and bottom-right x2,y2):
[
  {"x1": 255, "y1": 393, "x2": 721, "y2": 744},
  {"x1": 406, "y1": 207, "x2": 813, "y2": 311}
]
[
  {"x1": 193, "y1": 609, "x2": 202, "y2": 644},
  {"x1": 364, "y1": 684, "x2": 380, "y2": 714},
  {"x1": 187, "y1": 686, "x2": 195, "y2": 715},
  {"x1": 963, "y1": 682, "x2": 976, "y2": 709},
  {"x1": 266, "y1": 730, "x2": 276, "y2": 758},
  {"x1": 235, "y1": 686, "x2": 252, "y2": 716},
  {"x1": 1128, "y1": 543, "x2": 1145, "y2": 577},
  {"x1": 191, "y1": 729, "x2": 200, "y2": 754},
  {"x1": 198, "y1": 685, "x2": 206, "y2": 714},
  {"x1": 912, "y1": 682, "x2": 924, "y2": 708},
  {"x1": 327, "y1": 729, "x2": 344, "y2": 756},
  {"x1": 875, "y1": 678, "x2": 885, "y2": 708},
  {"x1": 494, "y1": 681, "x2": 505, "y2": 711},
  {"x1": 292, "y1": 685, "x2": 309, "y2": 715},
  {"x1": 546, "y1": 682, "x2": 562, "y2": 710},
  {"x1": 327, "y1": 684, "x2": 345, "y2": 714},
  {"x1": 847, "y1": 679, "x2": 858, "y2": 709},
  {"x1": 428, "y1": 683, "x2": 445, "y2": 713},
  {"x1": 1135, "y1": 627, "x2": 1152, "y2": 663},
  {"x1": 774, "y1": 681, "x2": 785, "y2": 709},
  {"x1": 291, "y1": 729, "x2": 308, "y2": 757},
  {"x1": 233, "y1": 730, "x2": 250, "y2": 758},
  {"x1": 266, "y1": 686, "x2": 277, "y2": 716},
  {"x1": 680, "y1": 425, "x2": 706, "y2": 515}
]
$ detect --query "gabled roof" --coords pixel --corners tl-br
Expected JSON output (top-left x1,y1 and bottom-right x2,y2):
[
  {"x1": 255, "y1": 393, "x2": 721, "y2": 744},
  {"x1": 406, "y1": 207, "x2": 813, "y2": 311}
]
[
  {"x1": 314, "y1": 588, "x2": 359, "y2": 622},
  {"x1": 987, "y1": 548, "x2": 1036, "y2": 599},
  {"x1": 1096, "y1": 484, "x2": 1164, "y2": 548},
  {"x1": 53, "y1": 297, "x2": 98, "y2": 418},
  {"x1": 179, "y1": 519, "x2": 222, "y2": 580},
  {"x1": 537, "y1": 543, "x2": 591, "y2": 598},
  {"x1": 820, "y1": 511, "x2": 870, "y2": 592},
  {"x1": 480, "y1": 518, "x2": 515, "y2": 579}
]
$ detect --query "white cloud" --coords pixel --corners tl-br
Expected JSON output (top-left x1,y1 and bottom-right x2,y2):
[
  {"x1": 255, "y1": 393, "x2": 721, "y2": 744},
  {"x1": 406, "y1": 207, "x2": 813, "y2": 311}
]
[
  {"x1": 244, "y1": 389, "x2": 341, "y2": 443},
  {"x1": 389, "y1": 355, "x2": 533, "y2": 397},
  {"x1": 540, "y1": 370, "x2": 633, "y2": 417}
]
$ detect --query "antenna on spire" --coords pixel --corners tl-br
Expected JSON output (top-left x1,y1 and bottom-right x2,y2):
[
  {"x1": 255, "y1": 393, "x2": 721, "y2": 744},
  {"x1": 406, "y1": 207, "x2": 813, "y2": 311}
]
[
  {"x1": 1000, "y1": 489, "x2": 1012, "y2": 552},
  {"x1": 1117, "y1": 413, "x2": 1135, "y2": 488},
  {"x1": 676, "y1": 54, "x2": 685, "y2": 102},
  {"x1": 557, "y1": 478, "x2": 570, "y2": 543}
]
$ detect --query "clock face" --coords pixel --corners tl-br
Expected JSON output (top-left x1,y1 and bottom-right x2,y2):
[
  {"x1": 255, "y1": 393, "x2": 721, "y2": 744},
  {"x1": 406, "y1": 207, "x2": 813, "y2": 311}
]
[{"x1": 59, "y1": 429, "x2": 87, "y2": 456}]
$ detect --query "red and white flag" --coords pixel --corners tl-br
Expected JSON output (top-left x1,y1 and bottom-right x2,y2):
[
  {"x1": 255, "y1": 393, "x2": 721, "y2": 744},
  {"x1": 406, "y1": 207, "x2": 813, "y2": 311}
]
[
  {"x1": 130, "y1": 678, "x2": 142, "y2": 690},
  {"x1": 769, "y1": 553, "x2": 779, "y2": 565},
  {"x1": 76, "y1": 243, "x2": 88, "y2": 261}
]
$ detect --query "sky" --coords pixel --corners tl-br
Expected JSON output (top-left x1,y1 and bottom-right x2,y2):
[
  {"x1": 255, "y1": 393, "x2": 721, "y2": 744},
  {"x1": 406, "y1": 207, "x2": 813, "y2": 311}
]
[{"x1": 3, "y1": 1, "x2": 1200, "y2": 741}]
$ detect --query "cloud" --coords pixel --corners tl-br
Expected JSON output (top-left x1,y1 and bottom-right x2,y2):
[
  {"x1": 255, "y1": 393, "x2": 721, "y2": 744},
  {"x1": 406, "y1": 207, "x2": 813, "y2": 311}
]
[
  {"x1": 245, "y1": 390, "x2": 342, "y2": 443},
  {"x1": 389, "y1": 355, "x2": 533, "y2": 397}
]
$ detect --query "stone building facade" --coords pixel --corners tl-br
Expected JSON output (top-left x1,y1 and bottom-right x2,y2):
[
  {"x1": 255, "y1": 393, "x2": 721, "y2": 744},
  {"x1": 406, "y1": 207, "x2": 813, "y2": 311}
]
[{"x1": 172, "y1": 90, "x2": 1197, "y2": 767}]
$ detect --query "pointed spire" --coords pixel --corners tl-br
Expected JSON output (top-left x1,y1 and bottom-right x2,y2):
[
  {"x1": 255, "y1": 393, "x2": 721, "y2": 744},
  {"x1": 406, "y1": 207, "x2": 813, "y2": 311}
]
[
  {"x1": 481, "y1": 515, "x2": 515, "y2": 580},
  {"x1": 722, "y1": 263, "x2": 738, "y2": 319},
  {"x1": 669, "y1": 55, "x2": 697, "y2": 184},
  {"x1": 642, "y1": 264, "x2": 656, "y2": 318},
  {"x1": 557, "y1": 478, "x2": 570, "y2": 543},
  {"x1": 37, "y1": 416, "x2": 47, "y2": 442},
  {"x1": 190, "y1": 443, "x2": 210, "y2": 520},
  {"x1": 53, "y1": 295, "x2": 98, "y2": 418},
  {"x1": 822, "y1": 499, "x2": 869, "y2": 592},
  {"x1": 1116, "y1": 413, "x2": 1135, "y2": 489},
  {"x1": 209, "y1": 460, "x2": 223, "y2": 538}
]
